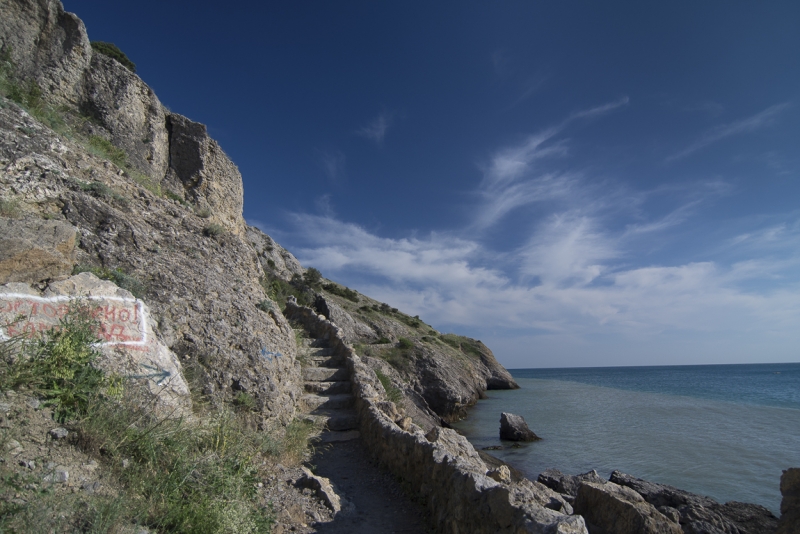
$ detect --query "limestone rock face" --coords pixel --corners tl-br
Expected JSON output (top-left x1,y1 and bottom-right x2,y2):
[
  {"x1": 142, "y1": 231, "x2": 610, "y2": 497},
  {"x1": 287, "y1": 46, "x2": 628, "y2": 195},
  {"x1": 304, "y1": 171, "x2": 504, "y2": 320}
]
[
  {"x1": 164, "y1": 113, "x2": 244, "y2": 235},
  {"x1": 573, "y1": 481, "x2": 683, "y2": 534},
  {"x1": 0, "y1": 0, "x2": 92, "y2": 109},
  {"x1": 0, "y1": 217, "x2": 76, "y2": 283},
  {"x1": 246, "y1": 226, "x2": 304, "y2": 280},
  {"x1": 610, "y1": 470, "x2": 779, "y2": 534},
  {"x1": 777, "y1": 468, "x2": 800, "y2": 534},
  {"x1": 81, "y1": 53, "x2": 169, "y2": 180},
  {"x1": 500, "y1": 412, "x2": 540, "y2": 441},
  {"x1": 0, "y1": 101, "x2": 301, "y2": 425},
  {"x1": 0, "y1": 273, "x2": 192, "y2": 416}
]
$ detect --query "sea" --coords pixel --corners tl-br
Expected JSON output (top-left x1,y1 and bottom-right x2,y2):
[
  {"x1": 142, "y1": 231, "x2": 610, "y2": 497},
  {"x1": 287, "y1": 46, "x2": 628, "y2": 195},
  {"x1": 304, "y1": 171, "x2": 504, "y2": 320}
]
[{"x1": 451, "y1": 363, "x2": 800, "y2": 514}]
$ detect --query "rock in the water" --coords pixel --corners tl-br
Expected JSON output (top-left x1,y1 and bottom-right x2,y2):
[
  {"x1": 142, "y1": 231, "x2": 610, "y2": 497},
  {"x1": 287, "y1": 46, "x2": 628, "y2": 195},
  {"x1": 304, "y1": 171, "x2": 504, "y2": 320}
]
[
  {"x1": 778, "y1": 468, "x2": 800, "y2": 534},
  {"x1": 573, "y1": 481, "x2": 683, "y2": 534},
  {"x1": 610, "y1": 470, "x2": 779, "y2": 534},
  {"x1": 0, "y1": 218, "x2": 77, "y2": 284},
  {"x1": 500, "y1": 412, "x2": 540, "y2": 441}
]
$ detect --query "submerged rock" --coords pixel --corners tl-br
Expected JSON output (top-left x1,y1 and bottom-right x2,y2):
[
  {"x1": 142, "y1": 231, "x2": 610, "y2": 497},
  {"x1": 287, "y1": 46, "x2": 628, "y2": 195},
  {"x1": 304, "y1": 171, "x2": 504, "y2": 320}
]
[{"x1": 500, "y1": 412, "x2": 541, "y2": 441}]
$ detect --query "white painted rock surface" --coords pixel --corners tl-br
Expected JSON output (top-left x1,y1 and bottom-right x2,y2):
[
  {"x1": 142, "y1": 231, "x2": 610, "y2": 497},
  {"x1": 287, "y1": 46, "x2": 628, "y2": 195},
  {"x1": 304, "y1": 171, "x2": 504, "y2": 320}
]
[{"x1": 0, "y1": 272, "x2": 191, "y2": 417}]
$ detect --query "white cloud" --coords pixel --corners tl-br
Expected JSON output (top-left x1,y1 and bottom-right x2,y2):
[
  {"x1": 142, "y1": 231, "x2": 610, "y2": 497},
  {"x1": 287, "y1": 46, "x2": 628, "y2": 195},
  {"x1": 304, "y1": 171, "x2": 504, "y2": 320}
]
[
  {"x1": 357, "y1": 111, "x2": 393, "y2": 145},
  {"x1": 474, "y1": 97, "x2": 629, "y2": 229},
  {"x1": 667, "y1": 102, "x2": 792, "y2": 161}
]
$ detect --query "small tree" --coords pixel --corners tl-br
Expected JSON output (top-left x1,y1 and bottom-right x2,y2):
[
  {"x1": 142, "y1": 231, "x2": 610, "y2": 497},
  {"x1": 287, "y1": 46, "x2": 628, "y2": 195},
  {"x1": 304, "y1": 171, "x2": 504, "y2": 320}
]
[{"x1": 303, "y1": 267, "x2": 322, "y2": 289}]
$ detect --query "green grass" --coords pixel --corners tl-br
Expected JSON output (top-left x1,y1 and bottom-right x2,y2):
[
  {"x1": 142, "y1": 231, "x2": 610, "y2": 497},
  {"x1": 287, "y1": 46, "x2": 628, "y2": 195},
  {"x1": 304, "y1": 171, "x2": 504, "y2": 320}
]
[
  {"x1": 374, "y1": 369, "x2": 403, "y2": 404},
  {"x1": 87, "y1": 135, "x2": 127, "y2": 167},
  {"x1": 0, "y1": 306, "x2": 318, "y2": 532}
]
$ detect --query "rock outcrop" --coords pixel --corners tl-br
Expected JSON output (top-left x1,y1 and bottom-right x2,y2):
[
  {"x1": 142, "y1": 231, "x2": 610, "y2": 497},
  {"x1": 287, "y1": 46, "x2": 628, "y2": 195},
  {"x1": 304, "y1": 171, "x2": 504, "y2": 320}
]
[
  {"x1": 778, "y1": 468, "x2": 800, "y2": 534},
  {"x1": 538, "y1": 469, "x2": 606, "y2": 501},
  {"x1": 573, "y1": 480, "x2": 683, "y2": 534},
  {"x1": 312, "y1": 292, "x2": 518, "y2": 423},
  {"x1": 610, "y1": 470, "x2": 779, "y2": 534},
  {"x1": 500, "y1": 411, "x2": 541, "y2": 441},
  {"x1": 0, "y1": 217, "x2": 76, "y2": 283},
  {"x1": 0, "y1": 44, "x2": 299, "y2": 424}
]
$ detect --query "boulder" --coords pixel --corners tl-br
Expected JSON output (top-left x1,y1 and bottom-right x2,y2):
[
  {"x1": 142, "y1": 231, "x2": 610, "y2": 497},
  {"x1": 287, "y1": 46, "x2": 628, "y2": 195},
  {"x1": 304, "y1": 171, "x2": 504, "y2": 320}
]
[
  {"x1": 0, "y1": 218, "x2": 77, "y2": 284},
  {"x1": 500, "y1": 412, "x2": 540, "y2": 441},
  {"x1": 573, "y1": 481, "x2": 683, "y2": 534},
  {"x1": 610, "y1": 470, "x2": 778, "y2": 534},
  {"x1": 1, "y1": 273, "x2": 192, "y2": 417},
  {"x1": 539, "y1": 468, "x2": 606, "y2": 499},
  {"x1": 296, "y1": 466, "x2": 343, "y2": 513},
  {"x1": 778, "y1": 468, "x2": 800, "y2": 534}
]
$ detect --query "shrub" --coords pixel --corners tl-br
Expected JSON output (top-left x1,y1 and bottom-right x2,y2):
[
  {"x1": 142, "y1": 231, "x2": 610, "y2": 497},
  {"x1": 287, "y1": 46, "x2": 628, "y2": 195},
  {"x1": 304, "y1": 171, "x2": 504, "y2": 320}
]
[
  {"x1": 204, "y1": 223, "x2": 225, "y2": 237},
  {"x1": 266, "y1": 259, "x2": 276, "y2": 269},
  {"x1": 397, "y1": 337, "x2": 414, "y2": 350},
  {"x1": 195, "y1": 206, "x2": 212, "y2": 218},
  {"x1": 322, "y1": 282, "x2": 359, "y2": 302},
  {"x1": 0, "y1": 306, "x2": 121, "y2": 422},
  {"x1": 303, "y1": 267, "x2": 322, "y2": 289},
  {"x1": 90, "y1": 41, "x2": 136, "y2": 73},
  {"x1": 256, "y1": 299, "x2": 273, "y2": 313},
  {"x1": 0, "y1": 197, "x2": 21, "y2": 218},
  {"x1": 372, "y1": 336, "x2": 391, "y2": 345}
]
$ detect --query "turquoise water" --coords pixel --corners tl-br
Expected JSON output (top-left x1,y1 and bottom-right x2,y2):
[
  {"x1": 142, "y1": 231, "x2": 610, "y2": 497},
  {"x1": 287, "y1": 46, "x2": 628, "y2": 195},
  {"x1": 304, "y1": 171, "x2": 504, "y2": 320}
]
[{"x1": 452, "y1": 363, "x2": 800, "y2": 514}]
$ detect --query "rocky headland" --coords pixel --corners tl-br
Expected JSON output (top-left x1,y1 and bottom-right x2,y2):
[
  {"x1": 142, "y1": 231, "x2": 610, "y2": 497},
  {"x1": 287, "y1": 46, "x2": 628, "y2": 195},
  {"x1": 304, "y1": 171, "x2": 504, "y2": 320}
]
[{"x1": 0, "y1": 1, "x2": 797, "y2": 532}]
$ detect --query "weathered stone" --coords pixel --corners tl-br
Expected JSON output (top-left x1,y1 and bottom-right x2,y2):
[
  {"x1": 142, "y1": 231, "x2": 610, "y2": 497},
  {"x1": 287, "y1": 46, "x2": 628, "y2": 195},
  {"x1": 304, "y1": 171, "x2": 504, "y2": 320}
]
[
  {"x1": 574, "y1": 481, "x2": 683, "y2": 534},
  {"x1": 1, "y1": 273, "x2": 192, "y2": 417},
  {"x1": 296, "y1": 466, "x2": 343, "y2": 513},
  {"x1": 81, "y1": 53, "x2": 169, "y2": 179},
  {"x1": 488, "y1": 465, "x2": 512, "y2": 483},
  {"x1": 778, "y1": 468, "x2": 800, "y2": 534},
  {"x1": 48, "y1": 427, "x2": 68, "y2": 439},
  {"x1": 0, "y1": 0, "x2": 92, "y2": 109},
  {"x1": 539, "y1": 468, "x2": 605, "y2": 498},
  {"x1": 0, "y1": 218, "x2": 77, "y2": 284},
  {"x1": 164, "y1": 113, "x2": 244, "y2": 235},
  {"x1": 500, "y1": 412, "x2": 540, "y2": 441},
  {"x1": 43, "y1": 465, "x2": 69, "y2": 484},
  {"x1": 611, "y1": 470, "x2": 778, "y2": 534}
]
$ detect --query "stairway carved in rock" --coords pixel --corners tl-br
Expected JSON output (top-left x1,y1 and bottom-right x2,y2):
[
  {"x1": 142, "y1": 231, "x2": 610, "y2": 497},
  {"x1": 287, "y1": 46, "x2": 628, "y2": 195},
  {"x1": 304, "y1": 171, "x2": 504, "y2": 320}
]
[{"x1": 296, "y1": 331, "x2": 360, "y2": 442}]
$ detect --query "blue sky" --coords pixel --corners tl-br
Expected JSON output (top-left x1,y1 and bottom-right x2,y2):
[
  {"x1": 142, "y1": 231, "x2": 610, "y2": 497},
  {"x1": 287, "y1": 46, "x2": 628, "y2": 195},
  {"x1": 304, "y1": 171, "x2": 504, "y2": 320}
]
[{"x1": 67, "y1": 1, "x2": 799, "y2": 368}]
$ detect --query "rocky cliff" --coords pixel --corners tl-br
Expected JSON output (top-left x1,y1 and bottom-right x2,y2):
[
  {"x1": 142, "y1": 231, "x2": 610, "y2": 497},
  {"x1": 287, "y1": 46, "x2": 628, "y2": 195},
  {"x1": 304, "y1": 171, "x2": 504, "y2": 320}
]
[{"x1": 0, "y1": 0, "x2": 514, "y2": 434}]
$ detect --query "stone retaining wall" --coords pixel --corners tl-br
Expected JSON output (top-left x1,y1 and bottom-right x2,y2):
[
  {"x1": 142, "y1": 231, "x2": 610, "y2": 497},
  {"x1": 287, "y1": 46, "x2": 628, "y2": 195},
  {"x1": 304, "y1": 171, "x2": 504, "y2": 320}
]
[{"x1": 285, "y1": 300, "x2": 587, "y2": 534}]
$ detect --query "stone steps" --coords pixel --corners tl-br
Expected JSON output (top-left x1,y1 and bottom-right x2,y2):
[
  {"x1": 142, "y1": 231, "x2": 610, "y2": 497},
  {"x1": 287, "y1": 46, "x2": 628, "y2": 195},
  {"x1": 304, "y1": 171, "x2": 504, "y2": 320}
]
[
  {"x1": 305, "y1": 380, "x2": 352, "y2": 395},
  {"x1": 303, "y1": 366, "x2": 349, "y2": 382},
  {"x1": 299, "y1": 336, "x2": 358, "y2": 436},
  {"x1": 302, "y1": 393, "x2": 354, "y2": 411}
]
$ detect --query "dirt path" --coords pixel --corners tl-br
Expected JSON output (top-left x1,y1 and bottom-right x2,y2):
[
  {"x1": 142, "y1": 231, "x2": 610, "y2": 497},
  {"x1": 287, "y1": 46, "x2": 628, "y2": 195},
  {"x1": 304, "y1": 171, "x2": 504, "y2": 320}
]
[{"x1": 309, "y1": 438, "x2": 430, "y2": 534}]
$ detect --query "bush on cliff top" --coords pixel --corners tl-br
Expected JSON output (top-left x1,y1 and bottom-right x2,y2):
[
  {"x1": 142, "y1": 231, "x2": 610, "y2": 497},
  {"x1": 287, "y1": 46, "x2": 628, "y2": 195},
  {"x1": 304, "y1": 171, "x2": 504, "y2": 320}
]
[{"x1": 91, "y1": 41, "x2": 136, "y2": 73}]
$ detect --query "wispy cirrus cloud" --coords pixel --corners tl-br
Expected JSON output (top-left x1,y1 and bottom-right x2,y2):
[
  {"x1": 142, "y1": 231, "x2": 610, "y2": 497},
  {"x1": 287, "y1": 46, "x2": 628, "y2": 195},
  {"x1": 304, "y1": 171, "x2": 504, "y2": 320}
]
[
  {"x1": 667, "y1": 102, "x2": 792, "y2": 161},
  {"x1": 357, "y1": 111, "x2": 394, "y2": 145},
  {"x1": 316, "y1": 149, "x2": 346, "y2": 183},
  {"x1": 474, "y1": 97, "x2": 629, "y2": 229}
]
